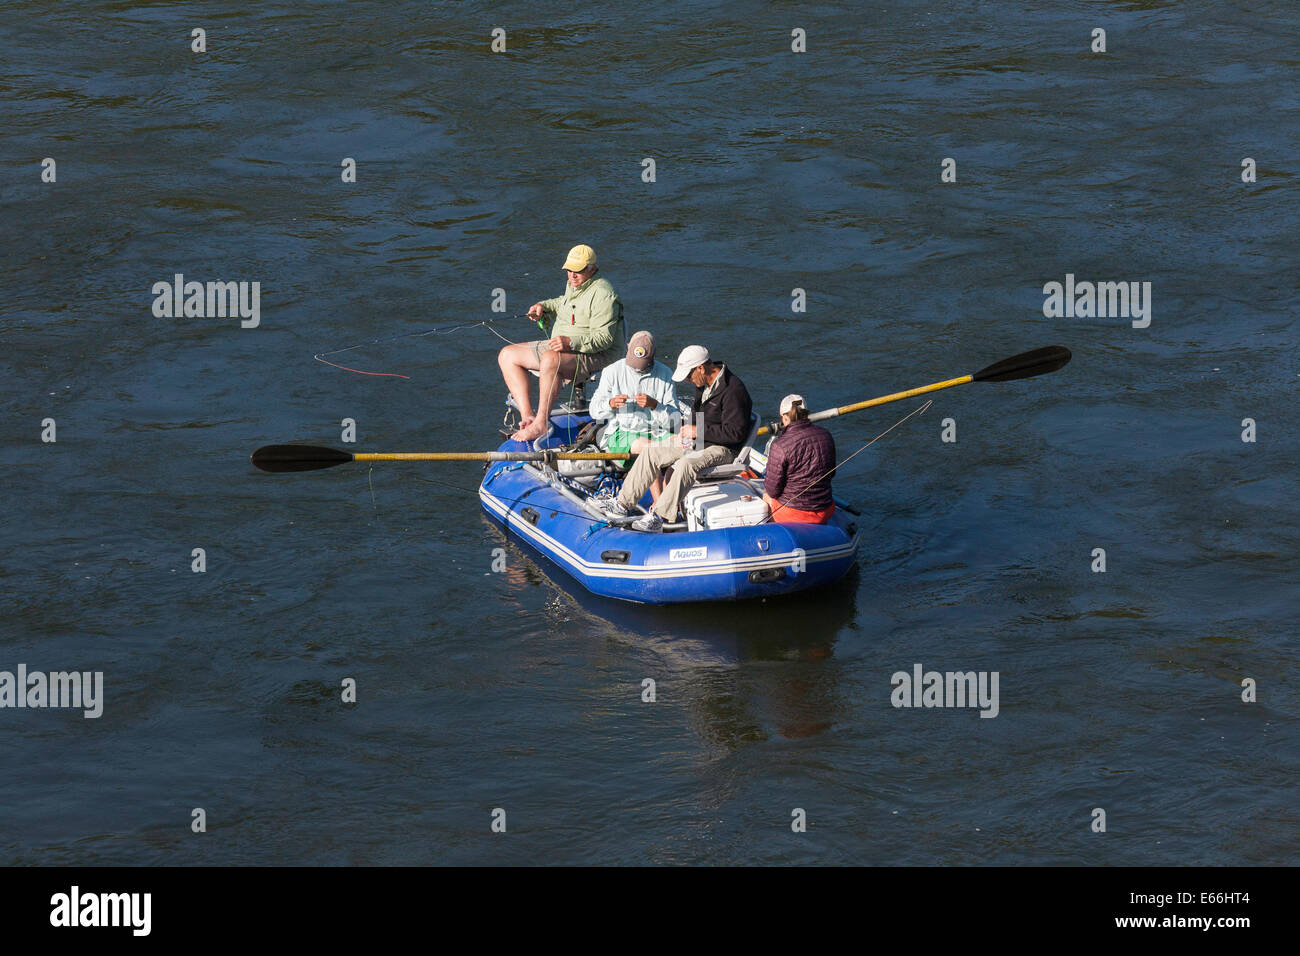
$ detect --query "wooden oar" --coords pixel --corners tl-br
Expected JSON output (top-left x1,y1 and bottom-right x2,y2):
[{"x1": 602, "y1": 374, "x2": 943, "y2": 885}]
[
  {"x1": 250, "y1": 444, "x2": 635, "y2": 473},
  {"x1": 755, "y1": 345, "x2": 1071, "y2": 437}
]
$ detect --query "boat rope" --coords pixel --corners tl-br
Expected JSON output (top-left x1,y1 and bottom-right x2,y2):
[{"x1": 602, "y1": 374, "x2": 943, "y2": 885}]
[
  {"x1": 313, "y1": 316, "x2": 528, "y2": 378},
  {"x1": 481, "y1": 461, "x2": 526, "y2": 488},
  {"x1": 407, "y1": 473, "x2": 616, "y2": 527},
  {"x1": 762, "y1": 399, "x2": 932, "y2": 524}
]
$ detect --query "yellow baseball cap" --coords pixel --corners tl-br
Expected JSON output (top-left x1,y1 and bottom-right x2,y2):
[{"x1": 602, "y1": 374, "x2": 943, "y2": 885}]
[{"x1": 562, "y1": 244, "x2": 597, "y2": 272}]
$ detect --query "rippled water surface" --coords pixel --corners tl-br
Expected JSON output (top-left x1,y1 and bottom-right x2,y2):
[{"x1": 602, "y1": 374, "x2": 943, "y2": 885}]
[{"x1": 1, "y1": 1, "x2": 1297, "y2": 864}]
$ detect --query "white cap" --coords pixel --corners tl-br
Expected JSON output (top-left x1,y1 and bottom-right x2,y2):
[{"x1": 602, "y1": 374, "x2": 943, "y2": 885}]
[
  {"x1": 672, "y1": 345, "x2": 710, "y2": 382},
  {"x1": 780, "y1": 394, "x2": 805, "y2": 415}
]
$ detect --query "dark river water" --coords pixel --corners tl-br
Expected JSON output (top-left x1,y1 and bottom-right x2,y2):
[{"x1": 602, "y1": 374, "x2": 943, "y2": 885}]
[{"x1": 2, "y1": 1, "x2": 1296, "y2": 865}]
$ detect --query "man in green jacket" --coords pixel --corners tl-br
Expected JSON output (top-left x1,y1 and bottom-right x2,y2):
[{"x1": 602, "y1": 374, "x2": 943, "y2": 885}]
[{"x1": 499, "y1": 244, "x2": 626, "y2": 442}]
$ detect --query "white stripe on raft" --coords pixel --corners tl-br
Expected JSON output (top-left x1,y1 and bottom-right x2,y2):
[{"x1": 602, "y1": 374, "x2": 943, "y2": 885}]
[{"x1": 479, "y1": 488, "x2": 857, "y2": 581}]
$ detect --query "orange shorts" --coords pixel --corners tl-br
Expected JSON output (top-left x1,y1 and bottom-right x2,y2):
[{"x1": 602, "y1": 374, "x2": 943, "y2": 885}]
[{"x1": 771, "y1": 502, "x2": 836, "y2": 524}]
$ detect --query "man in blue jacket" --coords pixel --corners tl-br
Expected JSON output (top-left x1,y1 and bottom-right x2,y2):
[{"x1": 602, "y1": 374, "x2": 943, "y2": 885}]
[{"x1": 601, "y1": 345, "x2": 753, "y2": 532}]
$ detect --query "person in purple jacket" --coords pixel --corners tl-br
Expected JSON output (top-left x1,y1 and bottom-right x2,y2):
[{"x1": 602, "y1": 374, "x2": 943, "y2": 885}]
[{"x1": 762, "y1": 394, "x2": 837, "y2": 523}]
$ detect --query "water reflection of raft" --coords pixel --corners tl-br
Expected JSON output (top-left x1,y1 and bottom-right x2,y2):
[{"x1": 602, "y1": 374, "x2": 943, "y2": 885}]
[{"x1": 479, "y1": 409, "x2": 859, "y2": 605}]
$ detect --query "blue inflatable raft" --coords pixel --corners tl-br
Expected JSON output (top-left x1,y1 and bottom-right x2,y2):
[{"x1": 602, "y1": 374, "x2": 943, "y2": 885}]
[{"x1": 479, "y1": 409, "x2": 859, "y2": 604}]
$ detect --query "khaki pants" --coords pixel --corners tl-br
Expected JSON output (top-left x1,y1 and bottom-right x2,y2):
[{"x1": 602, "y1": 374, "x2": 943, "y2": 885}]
[
  {"x1": 526, "y1": 340, "x2": 617, "y2": 382},
  {"x1": 617, "y1": 442, "x2": 736, "y2": 521}
]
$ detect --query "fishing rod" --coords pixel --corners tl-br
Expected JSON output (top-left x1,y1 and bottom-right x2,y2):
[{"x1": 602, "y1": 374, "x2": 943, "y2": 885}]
[{"x1": 762, "y1": 400, "x2": 932, "y2": 524}]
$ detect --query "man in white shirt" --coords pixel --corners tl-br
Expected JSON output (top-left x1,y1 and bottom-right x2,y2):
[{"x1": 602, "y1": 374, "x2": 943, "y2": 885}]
[{"x1": 588, "y1": 331, "x2": 681, "y2": 464}]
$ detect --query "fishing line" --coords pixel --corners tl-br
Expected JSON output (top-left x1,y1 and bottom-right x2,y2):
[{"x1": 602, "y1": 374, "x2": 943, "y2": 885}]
[
  {"x1": 762, "y1": 399, "x2": 933, "y2": 524},
  {"x1": 313, "y1": 316, "x2": 534, "y2": 378}
]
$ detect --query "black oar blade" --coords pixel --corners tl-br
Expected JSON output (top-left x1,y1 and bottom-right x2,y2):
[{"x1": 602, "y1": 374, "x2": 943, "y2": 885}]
[
  {"x1": 251, "y1": 444, "x2": 354, "y2": 473},
  {"x1": 973, "y1": 346, "x2": 1072, "y2": 383}
]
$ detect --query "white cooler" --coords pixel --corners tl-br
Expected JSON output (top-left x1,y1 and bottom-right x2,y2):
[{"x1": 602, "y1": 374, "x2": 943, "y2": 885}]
[{"x1": 684, "y1": 479, "x2": 770, "y2": 532}]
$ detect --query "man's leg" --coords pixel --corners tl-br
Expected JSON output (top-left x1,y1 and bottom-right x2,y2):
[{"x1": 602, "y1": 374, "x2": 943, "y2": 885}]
[
  {"x1": 631, "y1": 436, "x2": 670, "y2": 502},
  {"x1": 498, "y1": 343, "x2": 541, "y2": 427},
  {"x1": 618, "y1": 440, "x2": 685, "y2": 511},
  {"x1": 512, "y1": 347, "x2": 579, "y2": 441},
  {"x1": 652, "y1": 446, "x2": 734, "y2": 521},
  {"x1": 651, "y1": 469, "x2": 667, "y2": 502},
  {"x1": 624, "y1": 434, "x2": 652, "y2": 473}
]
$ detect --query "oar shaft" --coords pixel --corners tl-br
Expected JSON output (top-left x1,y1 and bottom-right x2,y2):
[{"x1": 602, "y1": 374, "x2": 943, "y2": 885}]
[
  {"x1": 811, "y1": 374, "x2": 973, "y2": 421},
  {"x1": 251, "y1": 442, "x2": 641, "y2": 471},
  {"x1": 353, "y1": 451, "x2": 633, "y2": 462},
  {"x1": 756, "y1": 374, "x2": 973, "y2": 437}
]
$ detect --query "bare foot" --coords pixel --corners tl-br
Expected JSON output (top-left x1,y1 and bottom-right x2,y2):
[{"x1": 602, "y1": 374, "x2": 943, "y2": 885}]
[{"x1": 511, "y1": 419, "x2": 549, "y2": 442}]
